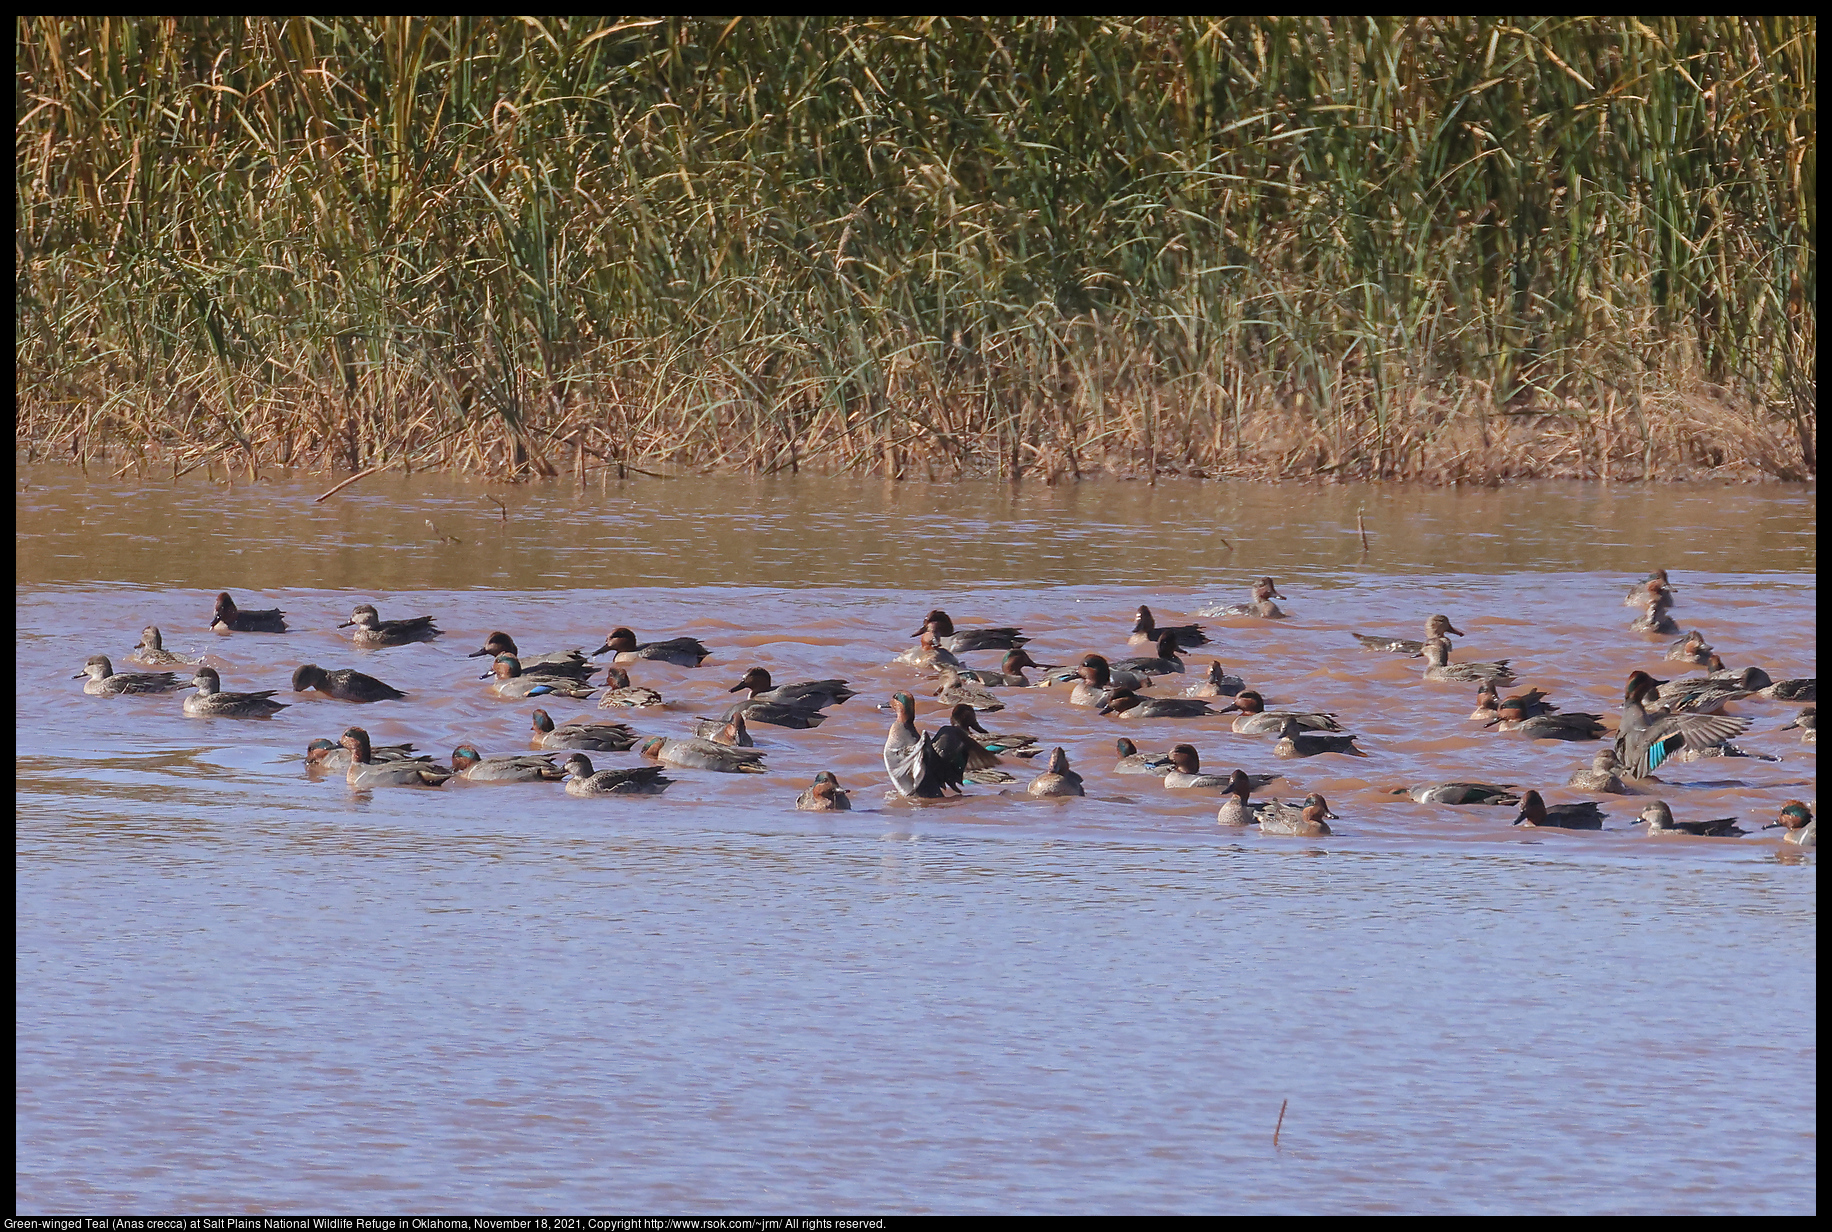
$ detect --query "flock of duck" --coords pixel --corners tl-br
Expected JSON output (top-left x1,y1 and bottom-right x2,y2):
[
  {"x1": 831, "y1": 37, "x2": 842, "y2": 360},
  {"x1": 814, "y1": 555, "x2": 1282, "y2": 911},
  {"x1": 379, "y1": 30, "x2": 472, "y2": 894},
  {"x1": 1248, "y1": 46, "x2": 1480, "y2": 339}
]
[{"x1": 77, "y1": 576, "x2": 1815, "y2": 848}]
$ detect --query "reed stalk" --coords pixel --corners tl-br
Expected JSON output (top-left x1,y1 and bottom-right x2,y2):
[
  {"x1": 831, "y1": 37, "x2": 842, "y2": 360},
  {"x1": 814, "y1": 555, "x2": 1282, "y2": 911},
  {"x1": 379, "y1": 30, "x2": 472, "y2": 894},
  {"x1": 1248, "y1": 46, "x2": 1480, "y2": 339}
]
[{"x1": 16, "y1": 17, "x2": 1815, "y2": 481}]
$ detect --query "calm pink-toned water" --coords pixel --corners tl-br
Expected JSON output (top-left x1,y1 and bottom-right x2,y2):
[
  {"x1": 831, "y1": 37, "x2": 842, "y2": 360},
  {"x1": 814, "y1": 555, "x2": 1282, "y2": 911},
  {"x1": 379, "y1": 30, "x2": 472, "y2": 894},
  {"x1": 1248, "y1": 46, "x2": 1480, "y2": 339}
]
[{"x1": 15, "y1": 468, "x2": 1816, "y2": 1212}]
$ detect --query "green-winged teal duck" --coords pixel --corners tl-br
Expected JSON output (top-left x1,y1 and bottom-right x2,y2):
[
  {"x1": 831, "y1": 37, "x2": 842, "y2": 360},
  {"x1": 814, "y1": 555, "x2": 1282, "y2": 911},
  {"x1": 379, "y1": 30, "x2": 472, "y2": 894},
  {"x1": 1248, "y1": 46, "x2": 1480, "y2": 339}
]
[
  {"x1": 340, "y1": 727, "x2": 452, "y2": 787},
  {"x1": 467, "y1": 632, "x2": 595, "y2": 681},
  {"x1": 1757, "y1": 676, "x2": 1815, "y2": 702},
  {"x1": 1470, "y1": 684, "x2": 1556, "y2": 723},
  {"x1": 796, "y1": 771, "x2": 852, "y2": 812},
  {"x1": 487, "y1": 654, "x2": 597, "y2": 700},
  {"x1": 719, "y1": 696, "x2": 828, "y2": 729},
  {"x1": 1184, "y1": 661, "x2": 1246, "y2": 698},
  {"x1": 948, "y1": 704, "x2": 1040, "y2": 758},
  {"x1": 914, "y1": 609, "x2": 1029, "y2": 653},
  {"x1": 1114, "y1": 738, "x2": 1173, "y2": 775},
  {"x1": 1259, "y1": 793, "x2": 1337, "y2": 836},
  {"x1": 1394, "y1": 782, "x2": 1521, "y2": 805},
  {"x1": 1114, "y1": 632, "x2": 1188, "y2": 675},
  {"x1": 1566, "y1": 748, "x2": 1633, "y2": 794},
  {"x1": 1026, "y1": 747, "x2": 1085, "y2": 797},
  {"x1": 562, "y1": 753, "x2": 673, "y2": 797},
  {"x1": 1275, "y1": 716, "x2": 1368, "y2": 758},
  {"x1": 934, "y1": 665, "x2": 1004, "y2": 712},
  {"x1": 894, "y1": 626, "x2": 966, "y2": 670},
  {"x1": 1421, "y1": 638, "x2": 1516, "y2": 685},
  {"x1": 1098, "y1": 688, "x2": 1219, "y2": 720},
  {"x1": 184, "y1": 667, "x2": 287, "y2": 717},
  {"x1": 529, "y1": 708, "x2": 639, "y2": 752},
  {"x1": 1200, "y1": 578, "x2": 1288, "y2": 619},
  {"x1": 1161, "y1": 744, "x2": 1280, "y2": 790},
  {"x1": 210, "y1": 592, "x2": 287, "y2": 633},
  {"x1": 291, "y1": 663, "x2": 407, "y2": 702},
  {"x1": 593, "y1": 627, "x2": 712, "y2": 668},
  {"x1": 1130, "y1": 605, "x2": 1208, "y2": 649},
  {"x1": 1471, "y1": 682, "x2": 1502, "y2": 722},
  {"x1": 1485, "y1": 698, "x2": 1608, "y2": 741},
  {"x1": 128, "y1": 625, "x2": 201, "y2": 667},
  {"x1": 1617, "y1": 670, "x2": 1750, "y2": 777},
  {"x1": 639, "y1": 735, "x2": 766, "y2": 774},
  {"x1": 305, "y1": 736, "x2": 418, "y2": 771},
  {"x1": 1781, "y1": 706, "x2": 1815, "y2": 743},
  {"x1": 1634, "y1": 799, "x2": 1744, "y2": 837},
  {"x1": 1069, "y1": 655, "x2": 1151, "y2": 706},
  {"x1": 692, "y1": 711, "x2": 754, "y2": 746},
  {"x1": 75, "y1": 655, "x2": 184, "y2": 696},
  {"x1": 1765, "y1": 800, "x2": 1815, "y2": 846},
  {"x1": 883, "y1": 691, "x2": 998, "y2": 798},
  {"x1": 1216, "y1": 769, "x2": 1266, "y2": 826},
  {"x1": 449, "y1": 745, "x2": 566, "y2": 783},
  {"x1": 1220, "y1": 691, "x2": 1344, "y2": 735},
  {"x1": 1665, "y1": 630, "x2": 1714, "y2": 665},
  {"x1": 1625, "y1": 570, "x2": 1676, "y2": 607},
  {"x1": 339, "y1": 603, "x2": 440, "y2": 647},
  {"x1": 728, "y1": 668, "x2": 857, "y2": 710},
  {"x1": 1630, "y1": 592, "x2": 1680, "y2": 635},
  {"x1": 596, "y1": 666, "x2": 664, "y2": 709},
  {"x1": 955, "y1": 649, "x2": 1056, "y2": 687},
  {"x1": 1353, "y1": 613, "x2": 1464, "y2": 657},
  {"x1": 1510, "y1": 790, "x2": 1604, "y2": 830}
]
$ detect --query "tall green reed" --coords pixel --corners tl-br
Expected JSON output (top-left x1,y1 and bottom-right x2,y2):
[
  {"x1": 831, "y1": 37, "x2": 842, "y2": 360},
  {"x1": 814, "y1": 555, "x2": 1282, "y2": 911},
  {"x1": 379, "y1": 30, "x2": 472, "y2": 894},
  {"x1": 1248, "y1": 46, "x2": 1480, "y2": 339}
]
[{"x1": 15, "y1": 17, "x2": 1815, "y2": 479}]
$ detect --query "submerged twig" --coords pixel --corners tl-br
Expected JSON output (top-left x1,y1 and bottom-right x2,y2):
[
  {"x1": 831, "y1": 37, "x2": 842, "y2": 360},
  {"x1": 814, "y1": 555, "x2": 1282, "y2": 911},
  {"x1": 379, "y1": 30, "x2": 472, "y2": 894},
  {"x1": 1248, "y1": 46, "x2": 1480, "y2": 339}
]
[{"x1": 313, "y1": 465, "x2": 385, "y2": 504}]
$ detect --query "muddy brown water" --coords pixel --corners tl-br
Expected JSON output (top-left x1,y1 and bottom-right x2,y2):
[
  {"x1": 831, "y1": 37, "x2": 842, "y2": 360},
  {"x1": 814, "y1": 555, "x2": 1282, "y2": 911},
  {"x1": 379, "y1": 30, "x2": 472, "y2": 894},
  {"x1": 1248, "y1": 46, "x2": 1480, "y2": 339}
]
[{"x1": 16, "y1": 466, "x2": 1816, "y2": 1212}]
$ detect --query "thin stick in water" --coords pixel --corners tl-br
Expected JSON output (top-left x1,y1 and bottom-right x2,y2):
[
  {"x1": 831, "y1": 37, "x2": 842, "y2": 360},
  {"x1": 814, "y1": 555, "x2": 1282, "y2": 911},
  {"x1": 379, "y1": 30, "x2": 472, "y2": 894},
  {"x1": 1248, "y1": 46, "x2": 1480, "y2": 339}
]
[
  {"x1": 1273, "y1": 1098, "x2": 1288, "y2": 1148},
  {"x1": 1357, "y1": 510, "x2": 1370, "y2": 552},
  {"x1": 487, "y1": 495, "x2": 508, "y2": 523},
  {"x1": 313, "y1": 464, "x2": 384, "y2": 503}
]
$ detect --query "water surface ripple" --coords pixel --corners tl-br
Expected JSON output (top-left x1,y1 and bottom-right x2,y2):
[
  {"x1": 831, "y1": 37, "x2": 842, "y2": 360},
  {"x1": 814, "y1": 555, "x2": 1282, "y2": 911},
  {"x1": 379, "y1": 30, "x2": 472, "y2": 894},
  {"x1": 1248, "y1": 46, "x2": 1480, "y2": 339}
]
[{"x1": 15, "y1": 471, "x2": 1816, "y2": 1212}]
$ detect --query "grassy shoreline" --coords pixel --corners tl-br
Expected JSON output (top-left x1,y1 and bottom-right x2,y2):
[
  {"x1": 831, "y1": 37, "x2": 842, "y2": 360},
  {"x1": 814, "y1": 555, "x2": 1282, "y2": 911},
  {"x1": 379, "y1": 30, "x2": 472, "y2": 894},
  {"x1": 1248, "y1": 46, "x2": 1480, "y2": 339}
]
[{"x1": 16, "y1": 17, "x2": 1816, "y2": 482}]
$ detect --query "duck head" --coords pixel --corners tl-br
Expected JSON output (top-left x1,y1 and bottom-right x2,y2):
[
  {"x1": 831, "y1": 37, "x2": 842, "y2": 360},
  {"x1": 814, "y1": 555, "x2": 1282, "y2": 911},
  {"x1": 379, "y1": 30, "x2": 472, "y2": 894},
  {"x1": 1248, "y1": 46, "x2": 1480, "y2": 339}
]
[
  {"x1": 339, "y1": 726, "x2": 374, "y2": 764},
  {"x1": 1224, "y1": 690, "x2": 1266, "y2": 715},
  {"x1": 729, "y1": 667, "x2": 773, "y2": 695},
  {"x1": 1097, "y1": 688, "x2": 1141, "y2": 715},
  {"x1": 469, "y1": 632, "x2": 518, "y2": 659},
  {"x1": 1510, "y1": 790, "x2": 1547, "y2": 826},
  {"x1": 949, "y1": 703, "x2": 987, "y2": 732},
  {"x1": 1624, "y1": 670, "x2": 1667, "y2": 704},
  {"x1": 594, "y1": 628, "x2": 640, "y2": 655}
]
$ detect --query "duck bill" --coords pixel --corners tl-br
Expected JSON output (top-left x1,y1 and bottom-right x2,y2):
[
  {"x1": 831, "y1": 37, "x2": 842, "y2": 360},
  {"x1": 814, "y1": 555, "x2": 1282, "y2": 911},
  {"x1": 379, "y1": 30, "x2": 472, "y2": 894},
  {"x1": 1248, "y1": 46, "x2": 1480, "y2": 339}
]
[
  {"x1": 466, "y1": 646, "x2": 493, "y2": 658},
  {"x1": 336, "y1": 619, "x2": 356, "y2": 628},
  {"x1": 590, "y1": 643, "x2": 613, "y2": 656}
]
